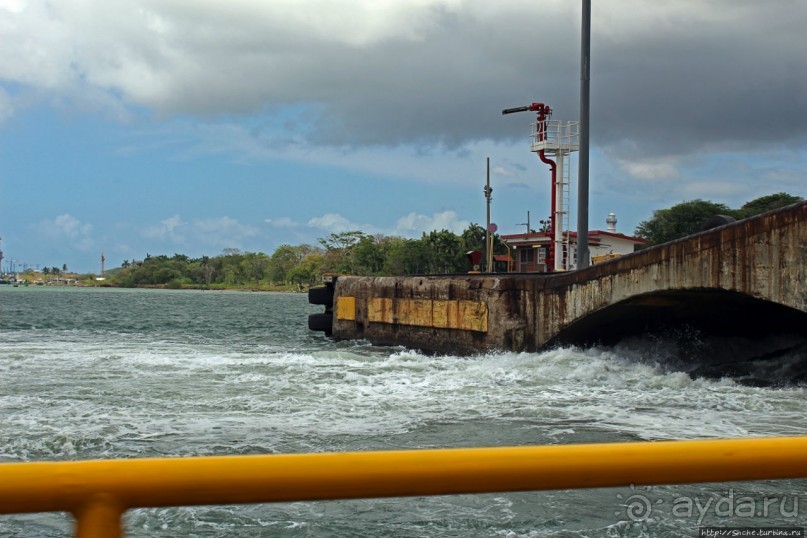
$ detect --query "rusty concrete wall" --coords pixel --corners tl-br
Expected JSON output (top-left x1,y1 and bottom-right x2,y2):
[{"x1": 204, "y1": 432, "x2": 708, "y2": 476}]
[
  {"x1": 331, "y1": 201, "x2": 807, "y2": 354},
  {"x1": 332, "y1": 275, "x2": 537, "y2": 354},
  {"x1": 541, "y1": 200, "x2": 807, "y2": 340}
]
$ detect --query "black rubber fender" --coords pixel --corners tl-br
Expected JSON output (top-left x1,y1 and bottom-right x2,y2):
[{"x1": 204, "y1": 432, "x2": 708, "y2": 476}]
[
  {"x1": 308, "y1": 312, "x2": 333, "y2": 334},
  {"x1": 308, "y1": 286, "x2": 334, "y2": 307}
]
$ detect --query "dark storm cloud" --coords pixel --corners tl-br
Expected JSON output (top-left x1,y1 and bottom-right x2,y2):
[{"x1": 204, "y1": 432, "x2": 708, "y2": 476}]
[
  {"x1": 592, "y1": 1, "x2": 807, "y2": 159},
  {"x1": 304, "y1": 7, "x2": 581, "y2": 148},
  {"x1": 325, "y1": 2, "x2": 807, "y2": 158},
  {"x1": 2, "y1": 0, "x2": 805, "y2": 162},
  {"x1": 282, "y1": 0, "x2": 807, "y2": 160}
]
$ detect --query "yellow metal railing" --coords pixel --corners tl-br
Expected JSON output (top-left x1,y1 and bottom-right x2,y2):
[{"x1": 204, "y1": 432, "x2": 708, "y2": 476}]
[{"x1": 2, "y1": 437, "x2": 807, "y2": 537}]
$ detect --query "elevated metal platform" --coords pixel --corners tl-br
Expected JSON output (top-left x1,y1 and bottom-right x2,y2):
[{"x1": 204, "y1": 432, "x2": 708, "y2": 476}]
[{"x1": 530, "y1": 119, "x2": 580, "y2": 153}]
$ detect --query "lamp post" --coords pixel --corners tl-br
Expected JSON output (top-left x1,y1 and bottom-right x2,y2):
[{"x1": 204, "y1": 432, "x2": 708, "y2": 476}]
[
  {"x1": 576, "y1": 0, "x2": 591, "y2": 269},
  {"x1": 484, "y1": 157, "x2": 492, "y2": 272}
]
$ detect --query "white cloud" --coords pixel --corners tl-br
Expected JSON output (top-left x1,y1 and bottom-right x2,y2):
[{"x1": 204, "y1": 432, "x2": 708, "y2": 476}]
[
  {"x1": 0, "y1": 0, "x2": 25, "y2": 14},
  {"x1": 617, "y1": 158, "x2": 680, "y2": 180},
  {"x1": 193, "y1": 216, "x2": 259, "y2": 247},
  {"x1": 38, "y1": 213, "x2": 94, "y2": 251},
  {"x1": 393, "y1": 210, "x2": 468, "y2": 236},
  {"x1": 0, "y1": 2, "x2": 72, "y2": 89},
  {"x1": 265, "y1": 217, "x2": 299, "y2": 228},
  {"x1": 142, "y1": 215, "x2": 258, "y2": 249},
  {"x1": 42, "y1": 213, "x2": 92, "y2": 237},
  {"x1": 307, "y1": 213, "x2": 363, "y2": 233},
  {"x1": 143, "y1": 214, "x2": 184, "y2": 241},
  {"x1": 0, "y1": 0, "x2": 472, "y2": 114},
  {"x1": 492, "y1": 165, "x2": 516, "y2": 178},
  {"x1": 304, "y1": 210, "x2": 469, "y2": 238}
]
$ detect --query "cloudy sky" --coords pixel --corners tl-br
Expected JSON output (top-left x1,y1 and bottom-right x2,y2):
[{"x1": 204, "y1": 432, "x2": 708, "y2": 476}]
[{"x1": 1, "y1": 0, "x2": 805, "y2": 273}]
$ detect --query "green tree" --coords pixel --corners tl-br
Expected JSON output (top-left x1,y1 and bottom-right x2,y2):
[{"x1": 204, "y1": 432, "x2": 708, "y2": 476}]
[
  {"x1": 460, "y1": 223, "x2": 486, "y2": 252},
  {"x1": 353, "y1": 235, "x2": 386, "y2": 275},
  {"x1": 634, "y1": 200, "x2": 734, "y2": 245},
  {"x1": 318, "y1": 231, "x2": 365, "y2": 251},
  {"x1": 317, "y1": 231, "x2": 365, "y2": 274},
  {"x1": 736, "y1": 193, "x2": 802, "y2": 219},
  {"x1": 241, "y1": 252, "x2": 269, "y2": 287},
  {"x1": 287, "y1": 253, "x2": 324, "y2": 289},
  {"x1": 383, "y1": 238, "x2": 428, "y2": 275},
  {"x1": 424, "y1": 229, "x2": 463, "y2": 273},
  {"x1": 197, "y1": 256, "x2": 217, "y2": 286},
  {"x1": 269, "y1": 244, "x2": 317, "y2": 284}
]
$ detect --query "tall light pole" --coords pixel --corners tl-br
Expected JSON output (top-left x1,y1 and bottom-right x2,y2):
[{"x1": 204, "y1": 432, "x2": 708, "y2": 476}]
[
  {"x1": 576, "y1": 0, "x2": 591, "y2": 269},
  {"x1": 484, "y1": 157, "x2": 493, "y2": 272}
]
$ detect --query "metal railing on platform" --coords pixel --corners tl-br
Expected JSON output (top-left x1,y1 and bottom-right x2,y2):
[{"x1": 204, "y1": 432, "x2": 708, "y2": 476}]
[{"x1": 2, "y1": 436, "x2": 806, "y2": 537}]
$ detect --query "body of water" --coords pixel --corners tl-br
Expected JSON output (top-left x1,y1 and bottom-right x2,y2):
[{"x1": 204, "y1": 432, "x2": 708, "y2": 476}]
[{"x1": 1, "y1": 286, "x2": 805, "y2": 536}]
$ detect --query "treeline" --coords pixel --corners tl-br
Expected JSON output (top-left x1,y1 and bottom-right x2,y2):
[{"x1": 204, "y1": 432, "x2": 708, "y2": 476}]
[
  {"x1": 106, "y1": 192, "x2": 802, "y2": 289},
  {"x1": 108, "y1": 225, "x2": 507, "y2": 290},
  {"x1": 634, "y1": 192, "x2": 802, "y2": 245}
]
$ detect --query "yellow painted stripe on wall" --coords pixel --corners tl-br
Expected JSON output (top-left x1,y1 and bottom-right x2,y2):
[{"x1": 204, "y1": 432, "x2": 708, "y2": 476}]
[
  {"x1": 367, "y1": 297, "x2": 393, "y2": 324},
  {"x1": 336, "y1": 296, "x2": 356, "y2": 321},
  {"x1": 457, "y1": 300, "x2": 488, "y2": 332},
  {"x1": 355, "y1": 297, "x2": 487, "y2": 332}
]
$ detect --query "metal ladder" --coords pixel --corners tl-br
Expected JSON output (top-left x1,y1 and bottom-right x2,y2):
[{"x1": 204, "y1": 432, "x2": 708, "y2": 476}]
[{"x1": 559, "y1": 124, "x2": 573, "y2": 269}]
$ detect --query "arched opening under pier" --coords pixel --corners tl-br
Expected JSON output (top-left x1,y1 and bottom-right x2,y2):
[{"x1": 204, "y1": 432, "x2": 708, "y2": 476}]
[{"x1": 551, "y1": 289, "x2": 807, "y2": 384}]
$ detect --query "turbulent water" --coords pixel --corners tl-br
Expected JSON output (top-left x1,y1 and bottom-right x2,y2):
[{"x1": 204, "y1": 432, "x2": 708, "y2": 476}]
[{"x1": 1, "y1": 286, "x2": 805, "y2": 537}]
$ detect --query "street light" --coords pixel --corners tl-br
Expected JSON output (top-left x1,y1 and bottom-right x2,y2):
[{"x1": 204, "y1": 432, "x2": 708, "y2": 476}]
[{"x1": 577, "y1": 0, "x2": 591, "y2": 269}]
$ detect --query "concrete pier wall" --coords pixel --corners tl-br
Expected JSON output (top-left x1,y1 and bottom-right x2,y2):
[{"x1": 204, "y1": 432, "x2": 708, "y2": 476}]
[{"x1": 327, "y1": 201, "x2": 807, "y2": 354}]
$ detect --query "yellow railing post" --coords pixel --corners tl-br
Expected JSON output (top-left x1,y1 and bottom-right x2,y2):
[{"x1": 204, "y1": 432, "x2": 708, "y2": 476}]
[{"x1": 73, "y1": 495, "x2": 123, "y2": 538}]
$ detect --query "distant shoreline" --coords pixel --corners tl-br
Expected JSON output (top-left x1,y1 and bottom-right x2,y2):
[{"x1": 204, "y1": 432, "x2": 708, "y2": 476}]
[{"x1": 1, "y1": 280, "x2": 306, "y2": 293}]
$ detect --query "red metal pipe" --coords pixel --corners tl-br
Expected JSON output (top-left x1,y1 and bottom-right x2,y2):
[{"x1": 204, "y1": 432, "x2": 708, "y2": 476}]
[{"x1": 531, "y1": 103, "x2": 557, "y2": 271}]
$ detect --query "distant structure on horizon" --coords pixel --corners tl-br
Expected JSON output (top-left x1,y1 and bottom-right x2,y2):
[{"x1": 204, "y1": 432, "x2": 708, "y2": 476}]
[{"x1": 606, "y1": 212, "x2": 617, "y2": 233}]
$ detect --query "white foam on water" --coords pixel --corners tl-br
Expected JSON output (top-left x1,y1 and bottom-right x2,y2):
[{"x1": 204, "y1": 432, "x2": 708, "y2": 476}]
[
  {"x1": 2, "y1": 289, "x2": 806, "y2": 536},
  {"x1": 4, "y1": 333, "x2": 807, "y2": 462}
]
